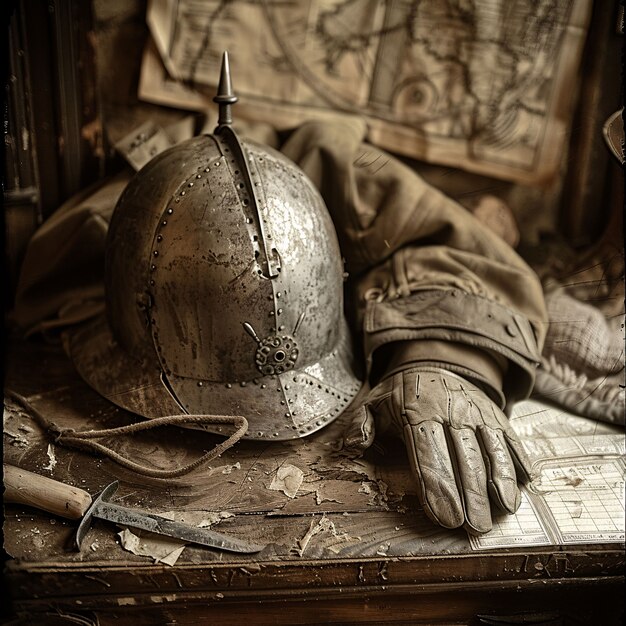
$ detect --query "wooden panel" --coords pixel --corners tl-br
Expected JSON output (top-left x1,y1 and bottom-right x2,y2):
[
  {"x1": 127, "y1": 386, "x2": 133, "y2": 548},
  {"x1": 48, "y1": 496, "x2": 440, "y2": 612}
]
[{"x1": 559, "y1": 0, "x2": 624, "y2": 245}]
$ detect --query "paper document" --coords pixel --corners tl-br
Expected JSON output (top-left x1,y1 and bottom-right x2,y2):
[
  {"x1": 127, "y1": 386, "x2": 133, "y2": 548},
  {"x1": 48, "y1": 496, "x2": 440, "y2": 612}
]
[
  {"x1": 140, "y1": 0, "x2": 591, "y2": 184},
  {"x1": 470, "y1": 399, "x2": 625, "y2": 550}
]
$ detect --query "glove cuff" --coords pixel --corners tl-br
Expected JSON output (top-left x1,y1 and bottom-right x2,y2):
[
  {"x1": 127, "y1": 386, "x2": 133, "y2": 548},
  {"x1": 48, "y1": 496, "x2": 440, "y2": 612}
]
[
  {"x1": 362, "y1": 288, "x2": 542, "y2": 402},
  {"x1": 376, "y1": 339, "x2": 507, "y2": 408}
]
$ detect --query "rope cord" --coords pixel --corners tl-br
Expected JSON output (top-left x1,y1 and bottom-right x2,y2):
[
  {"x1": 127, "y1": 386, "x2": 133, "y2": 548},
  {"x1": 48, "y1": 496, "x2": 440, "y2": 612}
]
[{"x1": 5, "y1": 390, "x2": 248, "y2": 479}]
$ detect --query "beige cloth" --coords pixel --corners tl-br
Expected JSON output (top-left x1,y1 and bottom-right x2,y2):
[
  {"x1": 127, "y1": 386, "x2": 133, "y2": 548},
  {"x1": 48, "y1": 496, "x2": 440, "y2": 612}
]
[
  {"x1": 13, "y1": 172, "x2": 132, "y2": 336},
  {"x1": 533, "y1": 283, "x2": 625, "y2": 425},
  {"x1": 542, "y1": 285, "x2": 623, "y2": 378},
  {"x1": 281, "y1": 119, "x2": 546, "y2": 406},
  {"x1": 13, "y1": 118, "x2": 547, "y2": 409}
]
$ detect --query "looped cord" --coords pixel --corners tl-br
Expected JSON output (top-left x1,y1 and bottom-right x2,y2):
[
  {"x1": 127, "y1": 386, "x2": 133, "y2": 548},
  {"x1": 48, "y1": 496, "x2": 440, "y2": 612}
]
[{"x1": 5, "y1": 390, "x2": 248, "y2": 479}]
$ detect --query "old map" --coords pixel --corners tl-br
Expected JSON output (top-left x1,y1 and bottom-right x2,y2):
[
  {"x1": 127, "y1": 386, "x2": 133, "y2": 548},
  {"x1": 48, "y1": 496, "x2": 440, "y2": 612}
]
[
  {"x1": 141, "y1": 0, "x2": 591, "y2": 183},
  {"x1": 470, "y1": 398, "x2": 625, "y2": 550}
]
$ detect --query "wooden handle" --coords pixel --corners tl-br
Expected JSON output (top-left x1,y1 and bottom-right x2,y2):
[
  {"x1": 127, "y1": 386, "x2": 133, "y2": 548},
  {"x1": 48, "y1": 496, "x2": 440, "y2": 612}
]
[{"x1": 3, "y1": 464, "x2": 92, "y2": 520}]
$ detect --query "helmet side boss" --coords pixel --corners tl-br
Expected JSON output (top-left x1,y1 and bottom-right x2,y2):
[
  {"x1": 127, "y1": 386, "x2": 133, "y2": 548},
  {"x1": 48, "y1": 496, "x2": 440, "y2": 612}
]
[{"x1": 58, "y1": 52, "x2": 362, "y2": 477}]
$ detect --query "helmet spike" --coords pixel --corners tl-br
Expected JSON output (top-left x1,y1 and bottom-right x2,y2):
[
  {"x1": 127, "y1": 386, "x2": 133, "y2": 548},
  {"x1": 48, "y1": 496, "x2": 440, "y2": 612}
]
[{"x1": 213, "y1": 51, "x2": 238, "y2": 128}]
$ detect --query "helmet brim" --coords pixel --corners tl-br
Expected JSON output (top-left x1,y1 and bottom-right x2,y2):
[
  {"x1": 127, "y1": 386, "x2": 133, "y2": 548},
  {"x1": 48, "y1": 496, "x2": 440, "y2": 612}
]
[{"x1": 67, "y1": 313, "x2": 363, "y2": 441}]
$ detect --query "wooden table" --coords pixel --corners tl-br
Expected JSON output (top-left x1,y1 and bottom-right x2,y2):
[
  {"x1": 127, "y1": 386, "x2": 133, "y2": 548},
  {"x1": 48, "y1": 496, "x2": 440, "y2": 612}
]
[{"x1": 3, "y1": 338, "x2": 624, "y2": 625}]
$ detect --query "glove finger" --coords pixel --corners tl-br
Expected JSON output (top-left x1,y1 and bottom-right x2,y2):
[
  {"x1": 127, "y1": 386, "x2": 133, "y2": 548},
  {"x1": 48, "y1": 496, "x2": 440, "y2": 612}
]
[
  {"x1": 342, "y1": 403, "x2": 376, "y2": 452},
  {"x1": 485, "y1": 402, "x2": 534, "y2": 484},
  {"x1": 448, "y1": 426, "x2": 492, "y2": 534},
  {"x1": 502, "y1": 427, "x2": 534, "y2": 484},
  {"x1": 477, "y1": 425, "x2": 521, "y2": 514},
  {"x1": 403, "y1": 419, "x2": 465, "y2": 530}
]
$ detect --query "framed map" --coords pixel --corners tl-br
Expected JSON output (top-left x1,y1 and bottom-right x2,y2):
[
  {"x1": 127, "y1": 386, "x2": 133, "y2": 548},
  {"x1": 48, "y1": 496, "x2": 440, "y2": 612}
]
[{"x1": 140, "y1": 0, "x2": 592, "y2": 184}]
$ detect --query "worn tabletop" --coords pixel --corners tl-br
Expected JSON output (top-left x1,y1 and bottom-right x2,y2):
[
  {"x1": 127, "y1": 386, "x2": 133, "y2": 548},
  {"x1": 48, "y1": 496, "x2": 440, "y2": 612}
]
[{"x1": 3, "y1": 337, "x2": 624, "y2": 624}]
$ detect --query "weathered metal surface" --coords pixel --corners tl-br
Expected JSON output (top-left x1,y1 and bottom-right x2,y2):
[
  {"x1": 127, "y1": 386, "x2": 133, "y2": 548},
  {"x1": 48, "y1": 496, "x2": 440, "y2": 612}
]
[
  {"x1": 69, "y1": 56, "x2": 362, "y2": 440},
  {"x1": 75, "y1": 481, "x2": 263, "y2": 553}
]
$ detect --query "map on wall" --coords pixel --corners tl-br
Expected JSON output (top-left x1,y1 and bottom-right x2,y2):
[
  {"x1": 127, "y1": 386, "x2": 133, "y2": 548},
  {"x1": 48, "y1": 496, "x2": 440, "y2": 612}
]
[{"x1": 140, "y1": 0, "x2": 592, "y2": 184}]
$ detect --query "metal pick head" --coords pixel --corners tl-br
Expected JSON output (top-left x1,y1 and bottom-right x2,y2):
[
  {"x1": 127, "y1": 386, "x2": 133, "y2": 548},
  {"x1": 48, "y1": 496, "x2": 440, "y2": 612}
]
[
  {"x1": 75, "y1": 480, "x2": 119, "y2": 550},
  {"x1": 74, "y1": 480, "x2": 264, "y2": 554},
  {"x1": 213, "y1": 51, "x2": 238, "y2": 128}
]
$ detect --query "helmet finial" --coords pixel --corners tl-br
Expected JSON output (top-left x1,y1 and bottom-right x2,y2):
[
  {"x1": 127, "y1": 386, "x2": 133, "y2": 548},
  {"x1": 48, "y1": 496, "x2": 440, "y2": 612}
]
[{"x1": 213, "y1": 51, "x2": 238, "y2": 128}]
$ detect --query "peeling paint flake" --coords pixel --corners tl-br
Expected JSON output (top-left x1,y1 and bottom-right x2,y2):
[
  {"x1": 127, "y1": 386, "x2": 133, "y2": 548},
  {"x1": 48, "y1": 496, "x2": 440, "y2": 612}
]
[
  {"x1": 3, "y1": 405, "x2": 33, "y2": 447},
  {"x1": 117, "y1": 528, "x2": 186, "y2": 566},
  {"x1": 220, "y1": 462, "x2": 241, "y2": 475},
  {"x1": 292, "y1": 516, "x2": 329, "y2": 556},
  {"x1": 292, "y1": 514, "x2": 362, "y2": 556},
  {"x1": 43, "y1": 444, "x2": 57, "y2": 472},
  {"x1": 198, "y1": 511, "x2": 235, "y2": 527},
  {"x1": 314, "y1": 490, "x2": 343, "y2": 506},
  {"x1": 269, "y1": 463, "x2": 304, "y2": 498},
  {"x1": 4, "y1": 429, "x2": 29, "y2": 448},
  {"x1": 358, "y1": 479, "x2": 390, "y2": 509}
]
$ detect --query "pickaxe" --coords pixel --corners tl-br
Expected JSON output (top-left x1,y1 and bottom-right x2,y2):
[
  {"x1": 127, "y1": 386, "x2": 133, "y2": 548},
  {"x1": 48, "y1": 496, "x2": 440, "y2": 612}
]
[{"x1": 3, "y1": 464, "x2": 264, "y2": 554}]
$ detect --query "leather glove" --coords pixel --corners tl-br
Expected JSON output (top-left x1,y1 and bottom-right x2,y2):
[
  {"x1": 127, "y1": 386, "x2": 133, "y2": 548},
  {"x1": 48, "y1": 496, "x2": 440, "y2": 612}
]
[{"x1": 344, "y1": 366, "x2": 533, "y2": 534}]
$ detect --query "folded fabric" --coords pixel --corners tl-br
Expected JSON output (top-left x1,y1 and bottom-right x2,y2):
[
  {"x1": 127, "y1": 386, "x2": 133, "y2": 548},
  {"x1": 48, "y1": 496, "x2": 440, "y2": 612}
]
[
  {"x1": 542, "y1": 285, "x2": 624, "y2": 378},
  {"x1": 534, "y1": 353, "x2": 625, "y2": 425},
  {"x1": 533, "y1": 282, "x2": 625, "y2": 424}
]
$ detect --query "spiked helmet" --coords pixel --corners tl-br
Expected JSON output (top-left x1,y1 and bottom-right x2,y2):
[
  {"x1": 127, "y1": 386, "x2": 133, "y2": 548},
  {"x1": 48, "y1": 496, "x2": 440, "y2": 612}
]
[{"x1": 68, "y1": 53, "x2": 362, "y2": 440}]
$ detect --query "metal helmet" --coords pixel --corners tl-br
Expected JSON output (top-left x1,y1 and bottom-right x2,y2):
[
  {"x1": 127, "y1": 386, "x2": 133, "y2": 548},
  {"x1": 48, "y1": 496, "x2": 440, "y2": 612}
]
[{"x1": 68, "y1": 52, "x2": 362, "y2": 441}]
